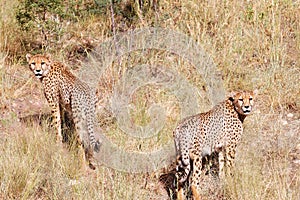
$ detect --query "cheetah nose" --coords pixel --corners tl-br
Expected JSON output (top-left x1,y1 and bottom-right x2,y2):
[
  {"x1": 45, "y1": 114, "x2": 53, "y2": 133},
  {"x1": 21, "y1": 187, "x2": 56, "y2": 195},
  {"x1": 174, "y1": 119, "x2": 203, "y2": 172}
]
[
  {"x1": 35, "y1": 69, "x2": 42, "y2": 73},
  {"x1": 244, "y1": 106, "x2": 249, "y2": 109}
]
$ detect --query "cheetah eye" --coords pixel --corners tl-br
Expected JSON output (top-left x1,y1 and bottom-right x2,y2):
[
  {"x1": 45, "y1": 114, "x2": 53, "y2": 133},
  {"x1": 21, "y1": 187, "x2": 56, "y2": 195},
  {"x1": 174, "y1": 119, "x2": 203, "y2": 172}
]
[
  {"x1": 249, "y1": 98, "x2": 253, "y2": 101},
  {"x1": 238, "y1": 98, "x2": 243, "y2": 102},
  {"x1": 41, "y1": 62, "x2": 45, "y2": 65},
  {"x1": 31, "y1": 62, "x2": 36, "y2": 65}
]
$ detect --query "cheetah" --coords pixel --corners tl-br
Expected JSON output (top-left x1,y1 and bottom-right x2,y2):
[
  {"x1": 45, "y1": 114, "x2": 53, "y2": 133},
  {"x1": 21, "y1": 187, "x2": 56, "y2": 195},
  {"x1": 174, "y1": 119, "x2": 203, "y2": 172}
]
[
  {"x1": 26, "y1": 53, "x2": 101, "y2": 169},
  {"x1": 173, "y1": 90, "x2": 258, "y2": 199}
]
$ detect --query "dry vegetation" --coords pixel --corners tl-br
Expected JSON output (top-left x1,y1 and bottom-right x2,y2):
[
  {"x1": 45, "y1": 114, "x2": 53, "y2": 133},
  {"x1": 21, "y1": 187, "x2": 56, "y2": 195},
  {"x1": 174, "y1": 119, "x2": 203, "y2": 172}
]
[{"x1": 0, "y1": 0, "x2": 299, "y2": 199}]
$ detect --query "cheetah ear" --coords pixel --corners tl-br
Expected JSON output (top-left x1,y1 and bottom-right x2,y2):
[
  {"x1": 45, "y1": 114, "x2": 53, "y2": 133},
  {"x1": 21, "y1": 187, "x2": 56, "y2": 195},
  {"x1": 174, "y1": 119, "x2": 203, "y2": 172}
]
[
  {"x1": 26, "y1": 53, "x2": 32, "y2": 62},
  {"x1": 44, "y1": 54, "x2": 51, "y2": 60},
  {"x1": 228, "y1": 91, "x2": 237, "y2": 102}
]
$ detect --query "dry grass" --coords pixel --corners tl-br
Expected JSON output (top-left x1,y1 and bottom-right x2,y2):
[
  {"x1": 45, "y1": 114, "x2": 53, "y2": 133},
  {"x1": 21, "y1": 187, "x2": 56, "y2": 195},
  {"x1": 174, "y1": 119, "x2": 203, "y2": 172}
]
[{"x1": 0, "y1": 0, "x2": 299, "y2": 199}]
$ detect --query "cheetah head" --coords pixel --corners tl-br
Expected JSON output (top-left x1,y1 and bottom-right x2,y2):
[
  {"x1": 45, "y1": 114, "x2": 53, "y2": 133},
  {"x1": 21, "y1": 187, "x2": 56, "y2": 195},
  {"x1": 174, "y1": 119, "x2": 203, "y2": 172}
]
[
  {"x1": 26, "y1": 54, "x2": 51, "y2": 79},
  {"x1": 229, "y1": 90, "x2": 258, "y2": 115}
]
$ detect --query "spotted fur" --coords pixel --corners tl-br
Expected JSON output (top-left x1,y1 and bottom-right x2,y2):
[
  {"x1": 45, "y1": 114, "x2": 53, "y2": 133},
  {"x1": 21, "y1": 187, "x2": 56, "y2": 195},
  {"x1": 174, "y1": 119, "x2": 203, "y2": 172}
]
[
  {"x1": 173, "y1": 90, "x2": 257, "y2": 199},
  {"x1": 26, "y1": 53, "x2": 101, "y2": 169}
]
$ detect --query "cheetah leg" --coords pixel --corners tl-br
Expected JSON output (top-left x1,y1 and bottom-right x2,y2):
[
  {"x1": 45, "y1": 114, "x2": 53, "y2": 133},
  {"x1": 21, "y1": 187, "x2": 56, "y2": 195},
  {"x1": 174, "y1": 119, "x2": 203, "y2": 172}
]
[
  {"x1": 177, "y1": 186, "x2": 185, "y2": 200},
  {"x1": 71, "y1": 102, "x2": 91, "y2": 170},
  {"x1": 75, "y1": 117, "x2": 89, "y2": 170},
  {"x1": 224, "y1": 146, "x2": 236, "y2": 176},
  {"x1": 50, "y1": 103, "x2": 63, "y2": 143},
  {"x1": 190, "y1": 151, "x2": 202, "y2": 200},
  {"x1": 218, "y1": 150, "x2": 225, "y2": 179},
  {"x1": 77, "y1": 133, "x2": 89, "y2": 170},
  {"x1": 191, "y1": 185, "x2": 201, "y2": 200}
]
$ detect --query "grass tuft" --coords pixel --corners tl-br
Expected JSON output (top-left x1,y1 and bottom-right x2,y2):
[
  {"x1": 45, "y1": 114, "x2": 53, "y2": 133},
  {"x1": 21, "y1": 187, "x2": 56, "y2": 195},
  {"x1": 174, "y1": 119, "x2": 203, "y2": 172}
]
[{"x1": 0, "y1": 0, "x2": 299, "y2": 199}]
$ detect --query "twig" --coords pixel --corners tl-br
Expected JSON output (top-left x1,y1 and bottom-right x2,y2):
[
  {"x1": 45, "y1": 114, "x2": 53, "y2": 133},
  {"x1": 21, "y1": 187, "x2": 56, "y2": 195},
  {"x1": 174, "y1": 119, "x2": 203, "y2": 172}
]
[{"x1": 109, "y1": 0, "x2": 122, "y2": 79}]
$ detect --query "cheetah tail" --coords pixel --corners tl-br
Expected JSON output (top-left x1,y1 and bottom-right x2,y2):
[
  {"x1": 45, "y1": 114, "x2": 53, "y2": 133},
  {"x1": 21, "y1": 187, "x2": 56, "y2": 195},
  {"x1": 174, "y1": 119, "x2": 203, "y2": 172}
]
[{"x1": 93, "y1": 140, "x2": 101, "y2": 153}]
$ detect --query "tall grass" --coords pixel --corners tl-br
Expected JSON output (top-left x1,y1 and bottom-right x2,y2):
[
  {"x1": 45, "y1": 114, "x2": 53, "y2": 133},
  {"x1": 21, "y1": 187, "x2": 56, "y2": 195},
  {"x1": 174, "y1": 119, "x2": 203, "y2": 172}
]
[
  {"x1": 0, "y1": 124, "x2": 157, "y2": 199},
  {"x1": 0, "y1": 0, "x2": 299, "y2": 199}
]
